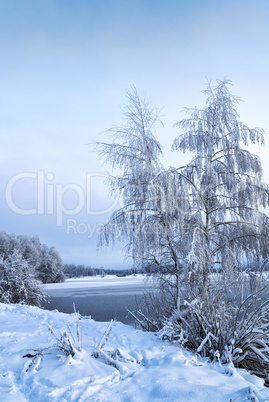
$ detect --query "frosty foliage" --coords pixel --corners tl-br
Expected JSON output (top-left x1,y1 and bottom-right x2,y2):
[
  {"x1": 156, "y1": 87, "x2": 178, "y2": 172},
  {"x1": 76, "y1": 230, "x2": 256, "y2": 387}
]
[
  {"x1": 96, "y1": 81, "x2": 269, "y2": 381},
  {"x1": 25, "y1": 312, "x2": 139, "y2": 380},
  {"x1": 96, "y1": 87, "x2": 164, "y2": 261},
  {"x1": 96, "y1": 88, "x2": 184, "y2": 306},
  {"x1": 0, "y1": 230, "x2": 65, "y2": 306},
  {"x1": 36, "y1": 244, "x2": 65, "y2": 284},
  {"x1": 0, "y1": 251, "x2": 44, "y2": 306},
  {"x1": 162, "y1": 287, "x2": 269, "y2": 385},
  {"x1": 48, "y1": 305, "x2": 82, "y2": 357},
  {"x1": 0, "y1": 230, "x2": 64, "y2": 285},
  {"x1": 172, "y1": 79, "x2": 269, "y2": 296}
]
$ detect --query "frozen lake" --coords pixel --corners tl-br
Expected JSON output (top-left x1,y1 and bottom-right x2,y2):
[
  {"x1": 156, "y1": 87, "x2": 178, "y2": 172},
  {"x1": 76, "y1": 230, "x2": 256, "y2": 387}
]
[{"x1": 41, "y1": 275, "x2": 149, "y2": 325}]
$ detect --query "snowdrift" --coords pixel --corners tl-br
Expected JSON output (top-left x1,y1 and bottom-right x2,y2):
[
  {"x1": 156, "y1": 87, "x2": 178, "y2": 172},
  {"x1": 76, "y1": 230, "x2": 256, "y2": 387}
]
[{"x1": 0, "y1": 303, "x2": 269, "y2": 401}]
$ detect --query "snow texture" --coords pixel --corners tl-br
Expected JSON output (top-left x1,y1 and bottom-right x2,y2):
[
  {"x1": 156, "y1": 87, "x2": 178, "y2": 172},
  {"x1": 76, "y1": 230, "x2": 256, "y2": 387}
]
[{"x1": 1, "y1": 303, "x2": 269, "y2": 401}]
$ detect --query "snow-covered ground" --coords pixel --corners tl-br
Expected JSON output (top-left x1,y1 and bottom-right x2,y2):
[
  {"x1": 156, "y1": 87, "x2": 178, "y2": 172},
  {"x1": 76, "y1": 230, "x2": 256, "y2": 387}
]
[{"x1": 1, "y1": 303, "x2": 269, "y2": 401}]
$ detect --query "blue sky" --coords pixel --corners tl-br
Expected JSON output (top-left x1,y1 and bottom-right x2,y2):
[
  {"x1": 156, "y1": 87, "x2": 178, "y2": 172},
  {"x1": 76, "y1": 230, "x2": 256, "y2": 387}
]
[{"x1": 1, "y1": 0, "x2": 269, "y2": 268}]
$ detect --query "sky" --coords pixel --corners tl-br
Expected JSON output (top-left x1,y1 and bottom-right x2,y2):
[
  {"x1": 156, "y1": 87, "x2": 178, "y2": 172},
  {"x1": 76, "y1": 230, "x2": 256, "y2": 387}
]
[{"x1": 1, "y1": 0, "x2": 269, "y2": 269}]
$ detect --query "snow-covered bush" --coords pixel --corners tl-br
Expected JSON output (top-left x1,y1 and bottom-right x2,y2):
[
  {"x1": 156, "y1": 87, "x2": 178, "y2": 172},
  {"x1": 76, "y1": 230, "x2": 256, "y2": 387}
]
[
  {"x1": 161, "y1": 287, "x2": 269, "y2": 385},
  {"x1": 0, "y1": 230, "x2": 65, "y2": 284},
  {"x1": 131, "y1": 280, "x2": 178, "y2": 332},
  {"x1": 48, "y1": 306, "x2": 82, "y2": 356},
  {"x1": 36, "y1": 244, "x2": 65, "y2": 284},
  {"x1": 0, "y1": 251, "x2": 44, "y2": 306},
  {"x1": 24, "y1": 313, "x2": 140, "y2": 381}
]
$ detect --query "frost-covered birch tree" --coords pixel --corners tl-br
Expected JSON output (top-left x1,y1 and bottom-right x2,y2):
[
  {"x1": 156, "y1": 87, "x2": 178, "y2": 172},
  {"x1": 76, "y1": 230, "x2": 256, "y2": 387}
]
[
  {"x1": 172, "y1": 79, "x2": 269, "y2": 300},
  {"x1": 96, "y1": 88, "x2": 162, "y2": 255},
  {"x1": 160, "y1": 80, "x2": 269, "y2": 378},
  {"x1": 96, "y1": 88, "x2": 192, "y2": 310}
]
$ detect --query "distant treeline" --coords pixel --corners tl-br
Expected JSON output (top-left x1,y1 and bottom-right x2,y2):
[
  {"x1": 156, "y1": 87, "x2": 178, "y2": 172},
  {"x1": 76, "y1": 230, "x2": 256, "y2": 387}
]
[{"x1": 64, "y1": 264, "x2": 142, "y2": 278}]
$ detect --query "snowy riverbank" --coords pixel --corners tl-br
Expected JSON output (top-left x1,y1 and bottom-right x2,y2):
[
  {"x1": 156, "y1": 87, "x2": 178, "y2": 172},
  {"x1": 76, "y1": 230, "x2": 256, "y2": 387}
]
[{"x1": 1, "y1": 303, "x2": 269, "y2": 401}]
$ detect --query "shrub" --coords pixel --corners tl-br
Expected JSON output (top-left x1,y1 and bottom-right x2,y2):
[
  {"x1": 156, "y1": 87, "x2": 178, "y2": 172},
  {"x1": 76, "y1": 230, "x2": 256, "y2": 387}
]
[
  {"x1": 161, "y1": 286, "x2": 269, "y2": 385},
  {"x1": 0, "y1": 251, "x2": 44, "y2": 306}
]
